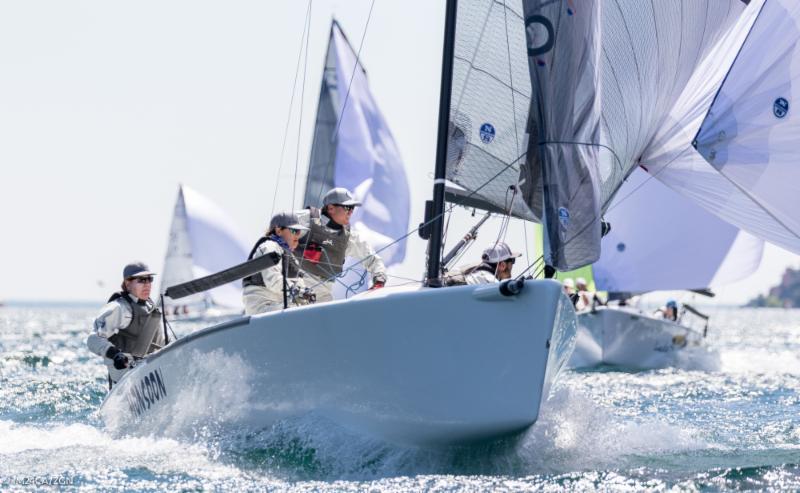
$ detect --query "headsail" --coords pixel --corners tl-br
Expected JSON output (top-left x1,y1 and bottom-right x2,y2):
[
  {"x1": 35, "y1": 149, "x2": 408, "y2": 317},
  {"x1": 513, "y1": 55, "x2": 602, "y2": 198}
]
[
  {"x1": 303, "y1": 21, "x2": 410, "y2": 267},
  {"x1": 160, "y1": 185, "x2": 249, "y2": 310},
  {"x1": 519, "y1": 0, "x2": 748, "y2": 271},
  {"x1": 592, "y1": 168, "x2": 764, "y2": 293}
]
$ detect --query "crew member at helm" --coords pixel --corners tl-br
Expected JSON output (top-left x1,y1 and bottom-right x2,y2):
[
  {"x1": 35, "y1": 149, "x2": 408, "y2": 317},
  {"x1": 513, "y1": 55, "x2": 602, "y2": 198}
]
[
  {"x1": 86, "y1": 262, "x2": 165, "y2": 388},
  {"x1": 465, "y1": 242, "x2": 521, "y2": 284},
  {"x1": 243, "y1": 212, "x2": 310, "y2": 315},
  {"x1": 444, "y1": 242, "x2": 521, "y2": 285},
  {"x1": 294, "y1": 188, "x2": 387, "y2": 302}
]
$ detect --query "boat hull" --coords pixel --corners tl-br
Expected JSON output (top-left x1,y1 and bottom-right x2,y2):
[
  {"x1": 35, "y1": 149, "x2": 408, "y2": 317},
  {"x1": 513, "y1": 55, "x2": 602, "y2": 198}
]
[
  {"x1": 569, "y1": 306, "x2": 703, "y2": 370},
  {"x1": 99, "y1": 280, "x2": 576, "y2": 447}
]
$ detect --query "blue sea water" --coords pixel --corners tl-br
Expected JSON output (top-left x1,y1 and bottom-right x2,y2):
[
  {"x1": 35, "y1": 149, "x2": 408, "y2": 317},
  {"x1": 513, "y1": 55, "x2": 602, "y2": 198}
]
[{"x1": 0, "y1": 305, "x2": 798, "y2": 491}]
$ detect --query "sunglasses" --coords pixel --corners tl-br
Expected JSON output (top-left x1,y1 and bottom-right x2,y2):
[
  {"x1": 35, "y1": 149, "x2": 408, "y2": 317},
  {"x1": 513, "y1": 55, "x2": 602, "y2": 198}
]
[
  {"x1": 334, "y1": 204, "x2": 356, "y2": 212},
  {"x1": 505, "y1": 258, "x2": 516, "y2": 265},
  {"x1": 287, "y1": 228, "x2": 303, "y2": 236},
  {"x1": 132, "y1": 276, "x2": 154, "y2": 284}
]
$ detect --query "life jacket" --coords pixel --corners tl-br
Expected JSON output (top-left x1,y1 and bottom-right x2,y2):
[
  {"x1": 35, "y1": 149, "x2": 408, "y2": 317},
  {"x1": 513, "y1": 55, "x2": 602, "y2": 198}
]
[
  {"x1": 107, "y1": 292, "x2": 163, "y2": 358},
  {"x1": 443, "y1": 262, "x2": 484, "y2": 286},
  {"x1": 294, "y1": 207, "x2": 349, "y2": 281},
  {"x1": 242, "y1": 235, "x2": 299, "y2": 288}
]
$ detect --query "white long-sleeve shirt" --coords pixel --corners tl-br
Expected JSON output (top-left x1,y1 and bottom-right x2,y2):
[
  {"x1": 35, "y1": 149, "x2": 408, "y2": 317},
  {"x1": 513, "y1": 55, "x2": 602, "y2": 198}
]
[
  {"x1": 86, "y1": 294, "x2": 162, "y2": 382},
  {"x1": 243, "y1": 239, "x2": 305, "y2": 314}
]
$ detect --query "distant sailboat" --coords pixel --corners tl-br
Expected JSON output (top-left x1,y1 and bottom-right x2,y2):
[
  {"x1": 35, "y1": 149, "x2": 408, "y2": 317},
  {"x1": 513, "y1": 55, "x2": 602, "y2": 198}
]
[
  {"x1": 303, "y1": 20, "x2": 411, "y2": 298},
  {"x1": 159, "y1": 185, "x2": 249, "y2": 319},
  {"x1": 569, "y1": 168, "x2": 764, "y2": 370}
]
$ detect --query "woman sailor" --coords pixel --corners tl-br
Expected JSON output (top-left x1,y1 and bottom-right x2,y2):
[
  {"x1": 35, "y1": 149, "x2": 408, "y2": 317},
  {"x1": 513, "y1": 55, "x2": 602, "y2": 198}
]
[
  {"x1": 242, "y1": 212, "x2": 310, "y2": 315},
  {"x1": 293, "y1": 188, "x2": 387, "y2": 302},
  {"x1": 86, "y1": 262, "x2": 165, "y2": 388}
]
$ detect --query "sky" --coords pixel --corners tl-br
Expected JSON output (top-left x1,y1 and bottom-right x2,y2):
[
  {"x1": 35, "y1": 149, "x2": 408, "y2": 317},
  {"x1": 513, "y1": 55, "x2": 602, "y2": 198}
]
[{"x1": 0, "y1": 0, "x2": 797, "y2": 305}]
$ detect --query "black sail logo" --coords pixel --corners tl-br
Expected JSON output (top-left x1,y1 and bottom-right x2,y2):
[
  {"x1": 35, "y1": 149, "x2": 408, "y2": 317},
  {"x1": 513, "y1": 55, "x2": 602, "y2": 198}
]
[{"x1": 125, "y1": 368, "x2": 167, "y2": 417}]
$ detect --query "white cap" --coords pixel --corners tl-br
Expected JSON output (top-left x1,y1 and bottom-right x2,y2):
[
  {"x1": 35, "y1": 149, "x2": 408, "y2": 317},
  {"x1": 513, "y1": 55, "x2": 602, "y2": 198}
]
[
  {"x1": 481, "y1": 242, "x2": 522, "y2": 263},
  {"x1": 576, "y1": 277, "x2": 587, "y2": 287},
  {"x1": 562, "y1": 278, "x2": 575, "y2": 288}
]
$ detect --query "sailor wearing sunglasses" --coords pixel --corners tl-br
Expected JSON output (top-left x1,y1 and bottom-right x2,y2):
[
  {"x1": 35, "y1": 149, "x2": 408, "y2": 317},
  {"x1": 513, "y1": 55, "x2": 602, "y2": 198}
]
[
  {"x1": 87, "y1": 262, "x2": 165, "y2": 388},
  {"x1": 242, "y1": 212, "x2": 311, "y2": 315},
  {"x1": 293, "y1": 187, "x2": 387, "y2": 302}
]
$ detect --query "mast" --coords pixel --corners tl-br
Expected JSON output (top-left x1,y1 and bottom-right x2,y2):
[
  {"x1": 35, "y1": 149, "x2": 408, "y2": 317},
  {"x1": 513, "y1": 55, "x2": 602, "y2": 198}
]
[{"x1": 425, "y1": 0, "x2": 458, "y2": 286}]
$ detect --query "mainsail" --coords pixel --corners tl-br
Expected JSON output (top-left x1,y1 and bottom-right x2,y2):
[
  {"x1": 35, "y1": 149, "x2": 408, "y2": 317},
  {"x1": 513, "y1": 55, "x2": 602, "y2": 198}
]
[
  {"x1": 303, "y1": 21, "x2": 410, "y2": 267},
  {"x1": 160, "y1": 185, "x2": 249, "y2": 311},
  {"x1": 592, "y1": 168, "x2": 764, "y2": 293}
]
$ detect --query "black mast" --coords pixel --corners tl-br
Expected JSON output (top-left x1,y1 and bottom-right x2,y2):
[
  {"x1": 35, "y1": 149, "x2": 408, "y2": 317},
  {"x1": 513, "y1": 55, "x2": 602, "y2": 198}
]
[{"x1": 425, "y1": 0, "x2": 458, "y2": 286}]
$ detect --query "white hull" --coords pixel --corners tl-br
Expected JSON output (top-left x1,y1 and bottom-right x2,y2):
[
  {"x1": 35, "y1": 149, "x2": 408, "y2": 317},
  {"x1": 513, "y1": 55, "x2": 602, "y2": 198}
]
[
  {"x1": 568, "y1": 306, "x2": 703, "y2": 370},
  {"x1": 100, "y1": 280, "x2": 576, "y2": 447}
]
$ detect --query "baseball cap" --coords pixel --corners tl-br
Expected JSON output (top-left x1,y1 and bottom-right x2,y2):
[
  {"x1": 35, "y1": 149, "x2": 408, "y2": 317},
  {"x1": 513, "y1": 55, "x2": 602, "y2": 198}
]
[
  {"x1": 322, "y1": 187, "x2": 362, "y2": 207},
  {"x1": 481, "y1": 242, "x2": 522, "y2": 263},
  {"x1": 123, "y1": 262, "x2": 157, "y2": 279}
]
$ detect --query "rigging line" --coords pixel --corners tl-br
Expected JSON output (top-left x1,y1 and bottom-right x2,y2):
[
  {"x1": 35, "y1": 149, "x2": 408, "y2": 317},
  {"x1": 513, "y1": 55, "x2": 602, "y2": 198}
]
[
  {"x1": 501, "y1": 0, "x2": 523, "y2": 185},
  {"x1": 292, "y1": 0, "x2": 314, "y2": 210},
  {"x1": 313, "y1": 0, "x2": 378, "y2": 210},
  {"x1": 523, "y1": 219, "x2": 531, "y2": 268},
  {"x1": 514, "y1": 254, "x2": 544, "y2": 280},
  {"x1": 270, "y1": 0, "x2": 313, "y2": 218}
]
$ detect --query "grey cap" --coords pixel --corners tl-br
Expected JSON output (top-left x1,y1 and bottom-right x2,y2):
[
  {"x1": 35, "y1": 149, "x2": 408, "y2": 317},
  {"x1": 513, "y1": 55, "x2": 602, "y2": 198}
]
[
  {"x1": 481, "y1": 242, "x2": 522, "y2": 263},
  {"x1": 322, "y1": 187, "x2": 362, "y2": 207},
  {"x1": 123, "y1": 262, "x2": 157, "y2": 279},
  {"x1": 269, "y1": 212, "x2": 309, "y2": 233}
]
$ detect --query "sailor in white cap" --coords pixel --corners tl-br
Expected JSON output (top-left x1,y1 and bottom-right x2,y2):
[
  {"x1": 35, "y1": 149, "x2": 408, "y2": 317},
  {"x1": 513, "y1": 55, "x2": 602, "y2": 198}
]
[
  {"x1": 242, "y1": 212, "x2": 311, "y2": 315},
  {"x1": 464, "y1": 242, "x2": 522, "y2": 285},
  {"x1": 87, "y1": 262, "x2": 165, "y2": 388},
  {"x1": 293, "y1": 187, "x2": 387, "y2": 302}
]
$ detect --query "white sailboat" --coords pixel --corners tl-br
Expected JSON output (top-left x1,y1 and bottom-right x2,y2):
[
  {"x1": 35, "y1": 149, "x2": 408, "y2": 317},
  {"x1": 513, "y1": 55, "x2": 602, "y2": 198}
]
[
  {"x1": 99, "y1": 0, "x2": 579, "y2": 446},
  {"x1": 97, "y1": 0, "x2": 786, "y2": 445},
  {"x1": 569, "y1": 170, "x2": 764, "y2": 370},
  {"x1": 159, "y1": 185, "x2": 250, "y2": 320}
]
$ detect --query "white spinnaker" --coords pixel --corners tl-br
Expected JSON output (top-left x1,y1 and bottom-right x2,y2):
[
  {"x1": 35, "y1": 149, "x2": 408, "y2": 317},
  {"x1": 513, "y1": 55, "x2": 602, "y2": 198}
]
[
  {"x1": 593, "y1": 168, "x2": 763, "y2": 293},
  {"x1": 643, "y1": 0, "x2": 800, "y2": 255},
  {"x1": 161, "y1": 186, "x2": 250, "y2": 309},
  {"x1": 521, "y1": 0, "x2": 748, "y2": 270}
]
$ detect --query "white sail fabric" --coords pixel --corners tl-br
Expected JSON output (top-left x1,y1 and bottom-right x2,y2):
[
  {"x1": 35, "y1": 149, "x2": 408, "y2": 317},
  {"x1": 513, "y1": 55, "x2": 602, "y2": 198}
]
[
  {"x1": 693, "y1": 0, "x2": 800, "y2": 251},
  {"x1": 521, "y1": 0, "x2": 748, "y2": 271},
  {"x1": 302, "y1": 21, "x2": 411, "y2": 299},
  {"x1": 160, "y1": 185, "x2": 249, "y2": 310},
  {"x1": 592, "y1": 168, "x2": 764, "y2": 293},
  {"x1": 330, "y1": 21, "x2": 410, "y2": 266},
  {"x1": 640, "y1": 0, "x2": 800, "y2": 255}
]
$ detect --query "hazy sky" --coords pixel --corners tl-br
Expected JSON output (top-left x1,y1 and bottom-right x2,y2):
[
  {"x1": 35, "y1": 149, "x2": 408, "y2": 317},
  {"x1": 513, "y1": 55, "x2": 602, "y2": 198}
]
[{"x1": 1, "y1": 1, "x2": 796, "y2": 304}]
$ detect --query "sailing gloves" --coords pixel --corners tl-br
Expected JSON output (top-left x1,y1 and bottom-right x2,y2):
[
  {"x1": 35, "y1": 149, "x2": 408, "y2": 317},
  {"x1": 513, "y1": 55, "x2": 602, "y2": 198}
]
[{"x1": 105, "y1": 346, "x2": 130, "y2": 370}]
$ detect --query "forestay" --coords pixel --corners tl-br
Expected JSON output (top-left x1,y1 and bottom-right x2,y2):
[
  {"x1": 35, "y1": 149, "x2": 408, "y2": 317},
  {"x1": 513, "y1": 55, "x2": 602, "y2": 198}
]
[{"x1": 592, "y1": 168, "x2": 764, "y2": 293}]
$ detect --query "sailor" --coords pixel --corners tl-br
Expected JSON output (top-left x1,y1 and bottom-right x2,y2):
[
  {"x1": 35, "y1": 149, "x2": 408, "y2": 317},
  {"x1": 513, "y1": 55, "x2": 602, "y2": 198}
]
[
  {"x1": 445, "y1": 242, "x2": 521, "y2": 285},
  {"x1": 561, "y1": 278, "x2": 581, "y2": 307},
  {"x1": 294, "y1": 188, "x2": 387, "y2": 302},
  {"x1": 86, "y1": 262, "x2": 165, "y2": 388},
  {"x1": 575, "y1": 277, "x2": 606, "y2": 311},
  {"x1": 655, "y1": 299, "x2": 679, "y2": 322},
  {"x1": 242, "y1": 212, "x2": 310, "y2": 315}
]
